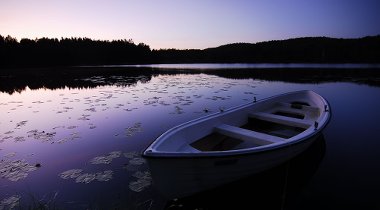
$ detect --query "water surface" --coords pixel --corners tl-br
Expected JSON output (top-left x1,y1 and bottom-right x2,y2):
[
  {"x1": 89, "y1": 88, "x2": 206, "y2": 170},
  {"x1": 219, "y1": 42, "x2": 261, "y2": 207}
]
[
  {"x1": 1, "y1": 69, "x2": 380, "y2": 209},
  {"x1": 121, "y1": 63, "x2": 380, "y2": 69}
]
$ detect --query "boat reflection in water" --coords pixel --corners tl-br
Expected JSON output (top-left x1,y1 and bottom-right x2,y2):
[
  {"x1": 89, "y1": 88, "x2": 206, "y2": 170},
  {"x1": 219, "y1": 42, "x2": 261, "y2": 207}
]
[
  {"x1": 165, "y1": 134, "x2": 326, "y2": 209},
  {"x1": 144, "y1": 91, "x2": 330, "y2": 199}
]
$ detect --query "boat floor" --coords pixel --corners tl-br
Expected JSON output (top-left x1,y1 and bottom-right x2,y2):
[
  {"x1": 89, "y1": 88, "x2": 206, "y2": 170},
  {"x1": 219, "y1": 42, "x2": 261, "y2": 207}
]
[
  {"x1": 190, "y1": 133, "x2": 246, "y2": 151},
  {"x1": 242, "y1": 118, "x2": 306, "y2": 139},
  {"x1": 190, "y1": 118, "x2": 306, "y2": 152},
  {"x1": 190, "y1": 102, "x2": 315, "y2": 152}
]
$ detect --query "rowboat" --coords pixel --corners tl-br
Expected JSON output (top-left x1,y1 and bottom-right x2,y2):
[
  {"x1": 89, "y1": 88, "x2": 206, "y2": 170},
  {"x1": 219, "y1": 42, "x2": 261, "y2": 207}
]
[{"x1": 143, "y1": 90, "x2": 331, "y2": 198}]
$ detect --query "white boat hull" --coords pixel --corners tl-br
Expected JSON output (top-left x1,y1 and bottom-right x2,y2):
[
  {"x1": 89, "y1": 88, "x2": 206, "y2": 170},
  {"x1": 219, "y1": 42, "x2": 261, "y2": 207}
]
[
  {"x1": 143, "y1": 90, "x2": 331, "y2": 198},
  {"x1": 147, "y1": 133, "x2": 319, "y2": 198}
]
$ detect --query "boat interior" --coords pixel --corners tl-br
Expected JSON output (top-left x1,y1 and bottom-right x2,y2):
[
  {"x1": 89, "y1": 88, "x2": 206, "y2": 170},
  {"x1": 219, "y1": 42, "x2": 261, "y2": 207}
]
[{"x1": 190, "y1": 101, "x2": 321, "y2": 151}]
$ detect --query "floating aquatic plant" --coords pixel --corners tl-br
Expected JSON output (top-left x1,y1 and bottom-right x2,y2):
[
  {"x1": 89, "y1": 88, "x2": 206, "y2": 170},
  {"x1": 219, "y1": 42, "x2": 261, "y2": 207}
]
[
  {"x1": 128, "y1": 157, "x2": 146, "y2": 166},
  {"x1": 125, "y1": 123, "x2": 142, "y2": 137},
  {"x1": 123, "y1": 164, "x2": 139, "y2": 172},
  {"x1": 4, "y1": 152, "x2": 16, "y2": 158},
  {"x1": 32, "y1": 100, "x2": 44, "y2": 104},
  {"x1": 88, "y1": 123, "x2": 96, "y2": 129},
  {"x1": 90, "y1": 151, "x2": 122, "y2": 165},
  {"x1": 132, "y1": 171, "x2": 151, "y2": 180},
  {"x1": 56, "y1": 106, "x2": 74, "y2": 114},
  {"x1": 60, "y1": 169, "x2": 83, "y2": 179},
  {"x1": 85, "y1": 107, "x2": 96, "y2": 112},
  {"x1": 114, "y1": 104, "x2": 124, "y2": 108},
  {"x1": 123, "y1": 156, "x2": 145, "y2": 171},
  {"x1": 52, "y1": 126, "x2": 65, "y2": 130},
  {"x1": 60, "y1": 169, "x2": 113, "y2": 184},
  {"x1": 75, "y1": 173, "x2": 96, "y2": 184},
  {"x1": 108, "y1": 151, "x2": 122, "y2": 158},
  {"x1": 0, "y1": 158, "x2": 38, "y2": 181},
  {"x1": 15, "y1": 120, "x2": 28, "y2": 129},
  {"x1": 13, "y1": 136, "x2": 25, "y2": 142},
  {"x1": 170, "y1": 106, "x2": 184, "y2": 114},
  {"x1": 123, "y1": 151, "x2": 139, "y2": 158},
  {"x1": 0, "y1": 136, "x2": 12, "y2": 143},
  {"x1": 56, "y1": 132, "x2": 80, "y2": 144},
  {"x1": 27, "y1": 129, "x2": 56, "y2": 142},
  {"x1": 3, "y1": 131, "x2": 14, "y2": 135},
  {"x1": 78, "y1": 115, "x2": 91, "y2": 121},
  {"x1": 129, "y1": 171, "x2": 152, "y2": 193},
  {"x1": 95, "y1": 170, "x2": 113, "y2": 182},
  {"x1": 2, "y1": 136, "x2": 13, "y2": 141},
  {"x1": 0, "y1": 195, "x2": 20, "y2": 210},
  {"x1": 129, "y1": 179, "x2": 151, "y2": 192},
  {"x1": 90, "y1": 156, "x2": 111, "y2": 165}
]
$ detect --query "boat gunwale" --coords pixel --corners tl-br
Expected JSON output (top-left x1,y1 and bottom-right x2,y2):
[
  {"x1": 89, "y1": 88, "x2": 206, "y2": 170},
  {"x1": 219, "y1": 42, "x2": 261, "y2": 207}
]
[{"x1": 142, "y1": 90, "x2": 331, "y2": 158}]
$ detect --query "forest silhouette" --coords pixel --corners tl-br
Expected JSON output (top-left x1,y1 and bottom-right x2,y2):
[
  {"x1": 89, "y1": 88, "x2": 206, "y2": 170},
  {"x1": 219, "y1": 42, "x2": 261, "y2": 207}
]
[
  {"x1": 1, "y1": 34, "x2": 379, "y2": 67},
  {"x1": 0, "y1": 35, "x2": 151, "y2": 66},
  {"x1": 1, "y1": 34, "x2": 380, "y2": 93}
]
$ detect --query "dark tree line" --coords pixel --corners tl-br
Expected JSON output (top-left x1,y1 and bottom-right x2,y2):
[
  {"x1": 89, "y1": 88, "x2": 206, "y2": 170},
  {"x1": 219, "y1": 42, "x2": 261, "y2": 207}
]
[
  {"x1": 1, "y1": 34, "x2": 380, "y2": 67},
  {"x1": 154, "y1": 36, "x2": 380, "y2": 64},
  {"x1": 0, "y1": 35, "x2": 152, "y2": 66}
]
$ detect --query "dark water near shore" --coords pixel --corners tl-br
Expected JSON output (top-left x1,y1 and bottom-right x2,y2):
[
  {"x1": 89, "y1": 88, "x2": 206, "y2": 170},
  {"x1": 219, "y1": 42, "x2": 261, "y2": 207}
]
[
  {"x1": 1, "y1": 66, "x2": 380, "y2": 209},
  {"x1": 114, "y1": 63, "x2": 380, "y2": 69}
]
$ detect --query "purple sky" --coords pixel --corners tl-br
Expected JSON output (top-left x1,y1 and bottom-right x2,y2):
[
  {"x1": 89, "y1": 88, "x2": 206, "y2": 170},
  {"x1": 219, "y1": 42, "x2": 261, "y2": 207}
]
[{"x1": 1, "y1": 0, "x2": 379, "y2": 49}]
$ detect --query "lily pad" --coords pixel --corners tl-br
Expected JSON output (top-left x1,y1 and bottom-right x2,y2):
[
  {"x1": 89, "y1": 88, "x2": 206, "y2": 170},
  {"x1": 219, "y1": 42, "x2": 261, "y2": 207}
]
[
  {"x1": 108, "y1": 151, "x2": 122, "y2": 159},
  {"x1": 27, "y1": 129, "x2": 56, "y2": 142},
  {"x1": 15, "y1": 120, "x2": 28, "y2": 129},
  {"x1": 129, "y1": 171, "x2": 152, "y2": 192},
  {"x1": 129, "y1": 157, "x2": 146, "y2": 166},
  {"x1": 4, "y1": 152, "x2": 16, "y2": 158},
  {"x1": 90, "y1": 151, "x2": 122, "y2": 165},
  {"x1": 125, "y1": 123, "x2": 142, "y2": 137},
  {"x1": 0, "y1": 195, "x2": 20, "y2": 210},
  {"x1": 3, "y1": 131, "x2": 14, "y2": 135},
  {"x1": 60, "y1": 169, "x2": 83, "y2": 179},
  {"x1": 95, "y1": 170, "x2": 113, "y2": 182},
  {"x1": 60, "y1": 169, "x2": 113, "y2": 183},
  {"x1": 123, "y1": 151, "x2": 139, "y2": 158},
  {"x1": 90, "y1": 156, "x2": 111, "y2": 164},
  {"x1": 132, "y1": 171, "x2": 151, "y2": 179},
  {"x1": 75, "y1": 173, "x2": 96, "y2": 184},
  {"x1": 123, "y1": 164, "x2": 139, "y2": 172},
  {"x1": 14, "y1": 136, "x2": 25, "y2": 142},
  {"x1": 0, "y1": 158, "x2": 38, "y2": 182},
  {"x1": 129, "y1": 179, "x2": 151, "y2": 193}
]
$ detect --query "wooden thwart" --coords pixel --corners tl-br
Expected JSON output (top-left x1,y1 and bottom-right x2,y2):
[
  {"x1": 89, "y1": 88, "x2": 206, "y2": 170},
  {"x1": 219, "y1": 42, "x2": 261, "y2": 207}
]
[
  {"x1": 249, "y1": 112, "x2": 312, "y2": 129},
  {"x1": 215, "y1": 124, "x2": 285, "y2": 146},
  {"x1": 276, "y1": 102, "x2": 320, "y2": 113}
]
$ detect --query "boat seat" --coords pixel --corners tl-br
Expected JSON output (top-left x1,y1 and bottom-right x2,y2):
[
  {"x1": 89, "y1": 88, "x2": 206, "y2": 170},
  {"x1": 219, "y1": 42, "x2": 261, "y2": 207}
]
[
  {"x1": 273, "y1": 105, "x2": 320, "y2": 120},
  {"x1": 215, "y1": 124, "x2": 285, "y2": 146},
  {"x1": 276, "y1": 102, "x2": 320, "y2": 114},
  {"x1": 273, "y1": 106, "x2": 309, "y2": 116},
  {"x1": 249, "y1": 112, "x2": 313, "y2": 129}
]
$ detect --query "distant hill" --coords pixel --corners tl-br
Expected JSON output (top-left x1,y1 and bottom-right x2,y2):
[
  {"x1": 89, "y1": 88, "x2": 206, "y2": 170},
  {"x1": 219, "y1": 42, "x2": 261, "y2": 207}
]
[
  {"x1": 155, "y1": 36, "x2": 380, "y2": 64},
  {"x1": 1, "y1": 35, "x2": 379, "y2": 67}
]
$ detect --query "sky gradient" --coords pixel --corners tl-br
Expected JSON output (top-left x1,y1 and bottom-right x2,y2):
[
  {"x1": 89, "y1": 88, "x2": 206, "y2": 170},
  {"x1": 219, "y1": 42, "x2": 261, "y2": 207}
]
[{"x1": 1, "y1": 0, "x2": 380, "y2": 49}]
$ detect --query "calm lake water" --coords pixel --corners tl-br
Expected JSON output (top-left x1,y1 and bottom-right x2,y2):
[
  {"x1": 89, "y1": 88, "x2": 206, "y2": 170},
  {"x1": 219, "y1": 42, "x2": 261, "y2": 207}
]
[
  {"x1": 1, "y1": 66, "x2": 380, "y2": 209},
  {"x1": 116, "y1": 63, "x2": 380, "y2": 69}
]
